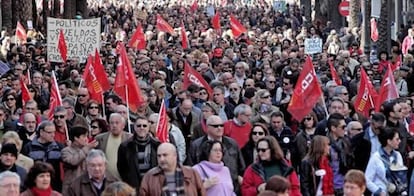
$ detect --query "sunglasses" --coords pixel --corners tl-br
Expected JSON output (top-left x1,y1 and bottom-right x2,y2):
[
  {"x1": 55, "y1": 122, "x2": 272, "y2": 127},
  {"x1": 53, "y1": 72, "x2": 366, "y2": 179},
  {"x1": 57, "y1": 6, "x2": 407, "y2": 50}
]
[
  {"x1": 352, "y1": 128, "x2": 363, "y2": 131},
  {"x1": 149, "y1": 121, "x2": 156, "y2": 124},
  {"x1": 89, "y1": 106, "x2": 99, "y2": 109},
  {"x1": 229, "y1": 88, "x2": 239, "y2": 92},
  {"x1": 304, "y1": 117, "x2": 313, "y2": 121},
  {"x1": 208, "y1": 124, "x2": 224, "y2": 128},
  {"x1": 252, "y1": 131, "x2": 265, "y2": 136},
  {"x1": 283, "y1": 82, "x2": 289, "y2": 86},
  {"x1": 78, "y1": 94, "x2": 87, "y2": 97},
  {"x1": 6, "y1": 98, "x2": 15, "y2": 101},
  {"x1": 261, "y1": 95, "x2": 270, "y2": 99},
  {"x1": 268, "y1": 81, "x2": 276, "y2": 83},
  {"x1": 200, "y1": 92, "x2": 207, "y2": 95},
  {"x1": 91, "y1": 125, "x2": 99, "y2": 129},
  {"x1": 136, "y1": 124, "x2": 148, "y2": 128},
  {"x1": 54, "y1": 115, "x2": 65, "y2": 119},
  {"x1": 257, "y1": 148, "x2": 269, "y2": 153}
]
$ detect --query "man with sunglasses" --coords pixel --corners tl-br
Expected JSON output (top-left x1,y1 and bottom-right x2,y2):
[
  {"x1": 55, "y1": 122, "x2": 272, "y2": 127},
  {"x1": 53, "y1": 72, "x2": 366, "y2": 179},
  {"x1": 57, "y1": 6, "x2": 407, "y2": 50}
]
[{"x1": 117, "y1": 116, "x2": 160, "y2": 191}]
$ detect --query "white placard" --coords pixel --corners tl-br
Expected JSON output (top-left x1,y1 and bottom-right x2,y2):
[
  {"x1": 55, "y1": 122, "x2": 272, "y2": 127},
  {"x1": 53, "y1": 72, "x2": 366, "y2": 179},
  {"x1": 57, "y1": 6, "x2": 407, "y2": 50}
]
[
  {"x1": 47, "y1": 17, "x2": 101, "y2": 63},
  {"x1": 304, "y1": 38, "x2": 322, "y2": 54}
]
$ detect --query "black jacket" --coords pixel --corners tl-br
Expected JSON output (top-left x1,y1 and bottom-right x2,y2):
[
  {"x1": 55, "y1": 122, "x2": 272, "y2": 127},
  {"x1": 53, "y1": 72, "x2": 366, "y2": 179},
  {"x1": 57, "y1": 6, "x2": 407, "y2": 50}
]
[
  {"x1": 299, "y1": 159, "x2": 321, "y2": 196},
  {"x1": 351, "y1": 130, "x2": 371, "y2": 171}
]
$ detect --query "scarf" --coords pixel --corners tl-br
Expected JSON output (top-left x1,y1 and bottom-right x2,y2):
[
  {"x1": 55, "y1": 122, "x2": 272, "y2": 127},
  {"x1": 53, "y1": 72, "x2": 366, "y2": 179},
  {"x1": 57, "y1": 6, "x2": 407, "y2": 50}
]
[
  {"x1": 319, "y1": 156, "x2": 334, "y2": 195},
  {"x1": 201, "y1": 119, "x2": 208, "y2": 133},
  {"x1": 135, "y1": 136, "x2": 151, "y2": 165},
  {"x1": 162, "y1": 166, "x2": 185, "y2": 196},
  {"x1": 31, "y1": 186, "x2": 52, "y2": 196}
]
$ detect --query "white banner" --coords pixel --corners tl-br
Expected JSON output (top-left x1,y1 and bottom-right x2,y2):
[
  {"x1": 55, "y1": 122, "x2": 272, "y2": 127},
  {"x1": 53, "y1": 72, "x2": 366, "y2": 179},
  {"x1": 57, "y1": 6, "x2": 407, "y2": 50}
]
[
  {"x1": 304, "y1": 38, "x2": 322, "y2": 54},
  {"x1": 47, "y1": 17, "x2": 101, "y2": 63}
]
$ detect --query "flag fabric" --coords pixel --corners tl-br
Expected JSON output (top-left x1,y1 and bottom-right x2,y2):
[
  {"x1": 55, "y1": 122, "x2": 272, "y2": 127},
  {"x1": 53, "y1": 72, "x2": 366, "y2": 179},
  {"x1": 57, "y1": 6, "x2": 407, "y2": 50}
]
[
  {"x1": 229, "y1": 14, "x2": 247, "y2": 38},
  {"x1": 20, "y1": 77, "x2": 32, "y2": 105},
  {"x1": 57, "y1": 29, "x2": 67, "y2": 62},
  {"x1": 183, "y1": 61, "x2": 213, "y2": 98},
  {"x1": 329, "y1": 60, "x2": 342, "y2": 85},
  {"x1": 375, "y1": 65, "x2": 399, "y2": 111},
  {"x1": 371, "y1": 18, "x2": 379, "y2": 42},
  {"x1": 0, "y1": 61, "x2": 10, "y2": 77},
  {"x1": 15, "y1": 21, "x2": 27, "y2": 44},
  {"x1": 212, "y1": 12, "x2": 221, "y2": 30},
  {"x1": 181, "y1": 22, "x2": 188, "y2": 49},
  {"x1": 390, "y1": 55, "x2": 401, "y2": 72},
  {"x1": 190, "y1": 0, "x2": 198, "y2": 12},
  {"x1": 156, "y1": 14, "x2": 174, "y2": 34},
  {"x1": 48, "y1": 71, "x2": 62, "y2": 120},
  {"x1": 287, "y1": 56, "x2": 323, "y2": 121},
  {"x1": 354, "y1": 68, "x2": 378, "y2": 117},
  {"x1": 156, "y1": 100, "x2": 169, "y2": 143},
  {"x1": 128, "y1": 24, "x2": 146, "y2": 50},
  {"x1": 94, "y1": 49, "x2": 111, "y2": 91},
  {"x1": 82, "y1": 53, "x2": 110, "y2": 103},
  {"x1": 113, "y1": 42, "x2": 145, "y2": 112}
]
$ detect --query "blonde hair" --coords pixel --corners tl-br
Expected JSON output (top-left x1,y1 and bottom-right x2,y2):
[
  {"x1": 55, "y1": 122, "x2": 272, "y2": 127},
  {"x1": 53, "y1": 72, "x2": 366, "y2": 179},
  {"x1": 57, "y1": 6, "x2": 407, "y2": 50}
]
[
  {"x1": 102, "y1": 181, "x2": 136, "y2": 196},
  {"x1": 1, "y1": 131, "x2": 23, "y2": 152}
]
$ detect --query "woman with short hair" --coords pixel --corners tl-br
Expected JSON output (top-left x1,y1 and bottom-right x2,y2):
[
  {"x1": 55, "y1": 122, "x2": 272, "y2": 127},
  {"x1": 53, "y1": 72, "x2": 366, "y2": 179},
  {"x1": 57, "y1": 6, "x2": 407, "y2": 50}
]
[{"x1": 20, "y1": 162, "x2": 62, "y2": 196}]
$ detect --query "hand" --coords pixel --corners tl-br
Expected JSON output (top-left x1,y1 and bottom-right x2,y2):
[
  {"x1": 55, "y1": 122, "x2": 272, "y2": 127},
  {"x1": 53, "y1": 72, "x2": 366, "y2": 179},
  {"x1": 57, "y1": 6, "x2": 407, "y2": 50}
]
[
  {"x1": 65, "y1": 140, "x2": 72, "y2": 147},
  {"x1": 408, "y1": 151, "x2": 414, "y2": 159},
  {"x1": 238, "y1": 176, "x2": 243, "y2": 184},
  {"x1": 87, "y1": 140, "x2": 98, "y2": 148},
  {"x1": 257, "y1": 183, "x2": 266, "y2": 193},
  {"x1": 203, "y1": 177, "x2": 219, "y2": 189}
]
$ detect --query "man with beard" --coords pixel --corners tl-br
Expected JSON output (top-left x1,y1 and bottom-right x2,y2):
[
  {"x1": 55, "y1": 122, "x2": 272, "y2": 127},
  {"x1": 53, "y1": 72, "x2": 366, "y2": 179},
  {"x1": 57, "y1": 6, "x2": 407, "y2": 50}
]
[
  {"x1": 227, "y1": 82, "x2": 244, "y2": 106},
  {"x1": 234, "y1": 62, "x2": 249, "y2": 87}
]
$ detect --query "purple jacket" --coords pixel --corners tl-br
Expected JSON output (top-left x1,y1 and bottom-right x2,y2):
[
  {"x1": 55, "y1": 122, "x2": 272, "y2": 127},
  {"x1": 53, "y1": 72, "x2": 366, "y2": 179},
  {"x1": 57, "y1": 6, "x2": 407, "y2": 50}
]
[{"x1": 193, "y1": 161, "x2": 236, "y2": 196}]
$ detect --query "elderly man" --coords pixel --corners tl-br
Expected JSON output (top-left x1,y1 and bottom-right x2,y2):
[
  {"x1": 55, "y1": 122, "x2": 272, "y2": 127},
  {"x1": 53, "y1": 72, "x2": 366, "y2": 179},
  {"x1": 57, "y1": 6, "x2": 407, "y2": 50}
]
[
  {"x1": 139, "y1": 143, "x2": 205, "y2": 196},
  {"x1": 172, "y1": 99, "x2": 199, "y2": 148},
  {"x1": 74, "y1": 87, "x2": 90, "y2": 116},
  {"x1": 0, "y1": 171, "x2": 20, "y2": 196},
  {"x1": 223, "y1": 104, "x2": 252, "y2": 148},
  {"x1": 95, "y1": 113, "x2": 131, "y2": 179},
  {"x1": 17, "y1": 113, "x2": 37, "y2": 146},
  {"x1": 67, "y1": 150, "x2": 117, "y2": 196},
  {"x1": 52, "y1": 106, "x2": 69, "y2": 144},
  {"x1": 63, "y1": 97, "x2": 88, "y2": 129},
  {"x1": 118, "y1": 116, "x2": 160, "y2": 190},
  {"x1": 115, "y1": 104, "x2": 133, "y2": 133},
  {"x1": 0, "y1": 144, "x2": 26, "y2": 191}
]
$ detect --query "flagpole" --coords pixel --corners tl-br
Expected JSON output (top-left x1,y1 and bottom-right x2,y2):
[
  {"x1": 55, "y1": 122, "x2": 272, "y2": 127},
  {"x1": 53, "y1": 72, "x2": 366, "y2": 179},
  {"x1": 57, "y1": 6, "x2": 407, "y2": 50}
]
[
  {"x1": 74, "y1": 79, "x2": 83, "y2": 107},
  {"x1": 320, "y1": 95, "x2": 329, "y2": 118},
  {"x1": 102, "y1": 93, "x2": 106, "y2": 119},
  {"x1": 125, "y1": 85, "x2": 131, "y2": 134}
]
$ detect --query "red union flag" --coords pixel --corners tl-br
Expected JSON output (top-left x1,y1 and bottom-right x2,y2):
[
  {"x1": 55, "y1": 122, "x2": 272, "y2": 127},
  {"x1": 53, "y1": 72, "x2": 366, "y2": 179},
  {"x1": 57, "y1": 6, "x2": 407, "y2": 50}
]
[
  {"x1": 183, "y1": 61, "x2": 213, "y2": 97},
  {"x1": 229, "y1": 14, "x2": 247, "y2": 37},
  {"x1": 58, "y1": 29, "x2": 67, "y2": 62},
  {"x1": 82, "y1": 54, "x2": 109, "y2": 103},
  {"x1": 390, "y1": 55, "x2": 401, "y2": 72},
  {"x1": 156, "y1": 100, "x2": 169, "y2": 143},
  {"x1": 94, "y1": 49, "x2": 111, "y2": 91},
  {"x1": 156, "y1": 14, "x2": 174, "y2": 34},
  {"x1": 354, "y1": 68, "x2": 378, "y2": 117},
  {"x1": 329, "y1": 60, "x2": 341, "y2": 85},
  {"x1": 15, "y1": 21, "x2": 27, "y2": 44},
  {"x1": 48, "y1": 71, "x2": 62, "y2": 120},
  {"x1": 181, "y1": 22, "x2": 188, "y2": 49},
  {"x1": 190, "y1": 0, "x2": 198, "y2": 12},
  {"x1": 288, "y1": 56, "x2": 323, "y2": 121},
  {"x1": 371, "y1": 18, "x2": 379, "y2": 42},
  {"x1": 375, "y1": 65, "x2": 399, "y2": 111},
  {"x1": 128, "y1": 24, "x2": 146, "y2": 50},
  {"x1": 212, "y1": 12, "x2": 221, "y2": 30},
  {"x1": 20, "y1": 77, "x2": 32, "y2": 106}
]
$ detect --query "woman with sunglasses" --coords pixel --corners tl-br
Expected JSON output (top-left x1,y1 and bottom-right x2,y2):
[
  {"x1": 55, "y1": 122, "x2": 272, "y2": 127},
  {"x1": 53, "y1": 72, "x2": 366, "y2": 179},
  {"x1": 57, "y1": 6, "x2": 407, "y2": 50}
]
[
  {"x1": 242, "y1": 136, "x2": 301, "y2": 196},
  {"x1": 89, "y1": 119, "x2": 109, "y2": 139},
  {"x1": 193, "y1": 101, "x2": 219, "y2": 140},
  {"x1": 241, "y1": 123, "x2": 269, "y2": 166},
  {"x1": 251, "y1": 89, "x2": 279, "y2": 123},
  {"x1": 2, "y1": 90, "x2": 20, "y2": 121},
  {"x1": 292, "y1": 112, "x2": 319, "y2": 169},
  {"x1": 85, "y1": 100, "x2": 102, "y2": 125}
]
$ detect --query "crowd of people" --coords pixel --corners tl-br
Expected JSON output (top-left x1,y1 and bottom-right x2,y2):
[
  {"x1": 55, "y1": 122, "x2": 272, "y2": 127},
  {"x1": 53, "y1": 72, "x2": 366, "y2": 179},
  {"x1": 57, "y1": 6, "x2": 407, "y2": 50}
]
[{"x1": 0, "y1": 0, "x2": 413, "y2": 196}]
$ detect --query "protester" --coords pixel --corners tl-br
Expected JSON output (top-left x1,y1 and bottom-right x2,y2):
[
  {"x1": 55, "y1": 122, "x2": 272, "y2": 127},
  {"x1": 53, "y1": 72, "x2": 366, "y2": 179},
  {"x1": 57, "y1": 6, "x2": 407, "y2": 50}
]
[
  {"x1": 102, "y1": 181, "x2": 136, "y2": 196},
  {"x1": 241, "y1": 123, "x2": 269, "y2": 166},
  {"x1": 0, "y1": 171, "x2": 20, "y2": 196},
  {"x1": 343, "y1": 169, "x2": 366, "y2": 196},
  {"x1": 20, "y1": 162, "x2": 62, "y2": 196},
  {"x1": 1, "y1": 131, "x2": 34, "y2": 171},
  {"x1": 265, "y1": 175, "x2": 291, "y2": 196}
]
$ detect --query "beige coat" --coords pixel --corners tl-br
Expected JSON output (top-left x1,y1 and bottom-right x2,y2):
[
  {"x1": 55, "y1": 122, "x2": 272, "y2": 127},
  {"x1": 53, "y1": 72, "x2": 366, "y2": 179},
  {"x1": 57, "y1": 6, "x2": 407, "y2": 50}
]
[
  {"x1": 16, "y1": 153, "x2": 33, "y2": 172},
  {"x1": 66, "y1": 172, "x2": 118, "y2": 196},
  {"x1": 94, "y1": 132, "x2": 131, "y2": 152}
]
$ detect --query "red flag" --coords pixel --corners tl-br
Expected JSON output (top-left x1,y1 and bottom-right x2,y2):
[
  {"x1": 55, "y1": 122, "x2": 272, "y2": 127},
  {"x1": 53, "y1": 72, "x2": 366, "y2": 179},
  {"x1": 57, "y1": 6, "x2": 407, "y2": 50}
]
[
  {"x1": 390, "y1": 55, "x2": 401, "y2": 72},
  {"x1": 288, "y1": 56, "x2": 323, "y2": 121},
  {"x1": 20, "y1": 77, "x2": 32, "y2": 105},
  {"x1": 190, "y1": 0, "x2": 198, "y2": 12},
  {"x1": 354, "y1": 68, "x2": 378, "y2": 117},
  {"x1": 156, "y1": 14, "x2": 174, "y2": 34},
  {"x1": 212, "y1": 12, "x2": 221, "y2": 30},
  {"x1": 183, "y1": 61, "x2": 213, "y2": 98},
  {"x1": 128, "y1": 24, "x2": 146, "y2": 50},
  {"x1": 82, "y1": 53, "x2": 110, "y2": 103},
  {"x1": 181, "y1": 22, "x2": 188, "y2": 49},
  {"x1": 229, "y1": 14, "x2": 247, "y2": 38},
  {"x1": 58, "y1": 29, "x2": 67, "y2": 62},
  {"x1": 15, "y1": 21, "x2": 27, "y2": 44},
  {"x1": 113, "y1": 42, "x2": 145, "y2": 112},
  {"x1": 329, "y1": 60, "x2": 342, "y2": 85},
  {"x1": 156, "y1": 100, "x2": 169, "y2": 143},
  {"x1": 371, "y1": 18, "x2": 379, "y2": 42},
  {"x1": 48, "y1": 71, "x2": 62, "y2": 120},
  {"x1": 94, "y1": 49, "x2": 111, "y2": 91},
  {"x1": 375, "y1": 65, "x2": 399, "y2": 111}
]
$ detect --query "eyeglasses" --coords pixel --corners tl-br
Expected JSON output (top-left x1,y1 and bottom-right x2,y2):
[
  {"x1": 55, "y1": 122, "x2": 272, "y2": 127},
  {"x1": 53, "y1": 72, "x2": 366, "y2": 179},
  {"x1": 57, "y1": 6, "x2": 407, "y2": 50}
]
[
  {"x1": 267, "y1": 81, "x2": 276, "y2": 83},
  {"x1": 261, "y1": 95, "x2": 270, "y2": 99},
  {"x1": 352, "y1": 128, "x2": 363, "y2": 131},
  {"x1": 54, "y1": 115, "x2": 65, "y2": 119},
  {"x1": 304, "y1": 117, "x2": 313, "y2": 121},
  {"x1": 341, "y1": 92, "x2": 349, "y2": 96},
  {"x1": 136, "y1": 124, "x2": 148, "y2": 128},
  {"x1": 257, "y1": 148, "x2": 269, "y2": 153},
  {"x1": 200, "y1": 92, "x2": 207, "y2": 95},
  {"x1": 252, "y1": 131, "x2": 265, "y2": 136},
  {"x1": 149, "y1": 121, "x2": 156, "y2": 124},
  {"x1": 283, "y1": 82, "x2": 289, "y2": 86},
  {"x1": 6, "y1": 97, "x2": 15, "y2": 101},
  {"x1": 339, "y1": 125, "x2": 346, "y2": 129},
  {"x1": 89, "y1": 106, "x2": 99, "y2": 109},
  {"x1": 229, "y1": 88, "x2": 239, "y2": 92},
  {"x1": 91, "y1": 125, "x2": 99, "y2": 129},
  {"x1": 208, "y1": 124, "x2": 224, "y2": 128},
  {"x1": 25, "y1": 107, "x2": 36, "y2": 111},
  {"x1": 78, "y1": 94, "x2": 87, "y2": 97},
  {"x1": 159, "y1": 85, "x2": 166, "y2": 89}
]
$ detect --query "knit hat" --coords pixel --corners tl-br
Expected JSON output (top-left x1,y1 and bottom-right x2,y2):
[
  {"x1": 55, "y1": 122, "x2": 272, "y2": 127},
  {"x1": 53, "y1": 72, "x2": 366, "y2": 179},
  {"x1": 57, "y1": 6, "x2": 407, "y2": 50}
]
[{"x1": 0, "y1": 143, "x2": 18, "y2": 157}]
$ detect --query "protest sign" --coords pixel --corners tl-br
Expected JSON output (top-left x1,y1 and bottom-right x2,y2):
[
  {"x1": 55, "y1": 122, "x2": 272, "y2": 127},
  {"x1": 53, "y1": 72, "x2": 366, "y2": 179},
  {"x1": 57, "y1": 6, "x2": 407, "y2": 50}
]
[
  {"x1": 304, "y1": 38, "x2": 322, "y2": 54},
  {"x1": 47, "y1": 17, "x2": 101, "y2": 63},
  {"x1": 273, "y1": 0, "x2": 286, "y2": 12}
]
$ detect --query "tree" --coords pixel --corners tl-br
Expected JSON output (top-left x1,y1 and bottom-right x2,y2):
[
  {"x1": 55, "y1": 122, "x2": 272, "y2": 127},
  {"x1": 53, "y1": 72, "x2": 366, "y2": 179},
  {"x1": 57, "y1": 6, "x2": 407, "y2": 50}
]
[
  {"x1": 14, "y1": 0, "x2": 33, "y2": 28},
  {"x1": 2, "y1": 0, "x2": 12, "y2": 30},
  {"x1": 300, "y1": 0, "x2": 312, "y2": 26},
  {"x1": 349, "y1": 0, "x2": 360, "y2": 29},
  {"x1": 377, "y1": 0, "x2": 391, "y2": 53}
]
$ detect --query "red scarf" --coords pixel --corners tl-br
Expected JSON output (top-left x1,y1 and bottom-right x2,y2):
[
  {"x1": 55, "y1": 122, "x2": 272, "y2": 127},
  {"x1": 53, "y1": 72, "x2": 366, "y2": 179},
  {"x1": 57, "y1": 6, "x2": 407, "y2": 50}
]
[
  {"x1": 319, "y1": 156, "x2": 334, "y2": 195},
  {"x1": 31, "y1": 186, "x2": 52, "y2": 196}
]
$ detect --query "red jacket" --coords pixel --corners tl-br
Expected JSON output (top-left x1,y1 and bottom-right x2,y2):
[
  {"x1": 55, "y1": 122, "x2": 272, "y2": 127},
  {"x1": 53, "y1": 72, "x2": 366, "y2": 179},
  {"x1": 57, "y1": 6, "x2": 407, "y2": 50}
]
[
  {"x1": 241, "y1": 161, "x2": 301, "y2": 196},
  {"x1": 224, "y1": 119, "x2": 252, "y2": 148}
]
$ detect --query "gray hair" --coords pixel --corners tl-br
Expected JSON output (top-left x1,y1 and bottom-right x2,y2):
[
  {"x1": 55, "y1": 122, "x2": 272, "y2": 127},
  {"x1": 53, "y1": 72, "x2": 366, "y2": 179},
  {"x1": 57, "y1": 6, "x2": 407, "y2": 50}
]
[
  {"x1": 62, "y1": 97, "x2": 75, "y2": 108},
  {"x1": 53, "y1": 106, "x2": 67, "y2": 114},
  {"x1": 234, "y1": 104, "x2": 251, "y2": 116},
  {"x1": 109, "y1": 113, "x2": 126, "y2": 124},
  {"x1": 333, "y1": 86, "x2": 347, "y2": 96},
  {"x1": 37, "y1": 120, "x2": 55, "y2": 132},
  {"x1": 0, "y1": 171, "x2": 20, "y2": 185},
  {"x1": 86, "y1": 149, "x2": 107, "y2": 163}
]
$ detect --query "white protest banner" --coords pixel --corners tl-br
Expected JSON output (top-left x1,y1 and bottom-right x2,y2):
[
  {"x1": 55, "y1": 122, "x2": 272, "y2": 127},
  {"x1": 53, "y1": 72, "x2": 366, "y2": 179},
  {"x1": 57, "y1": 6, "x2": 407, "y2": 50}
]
[
  {"x1": 47, "y1": 17, "x2": 101, "y2": 63},
  {"x1": 273, "y1": 0, "x2": 286, "y2": 12},
  {"x1": 304, "y1": 38, "x2": 322, "y2": 54}
]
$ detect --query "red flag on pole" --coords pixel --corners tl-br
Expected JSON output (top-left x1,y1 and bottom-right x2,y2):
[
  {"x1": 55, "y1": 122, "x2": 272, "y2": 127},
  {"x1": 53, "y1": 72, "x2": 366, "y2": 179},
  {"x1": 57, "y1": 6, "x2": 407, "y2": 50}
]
[
  {"x1": 20, "y1": 77, "x2": 32, "y2": 105},
  {"x1": 156, "y1": 100, "x2": 169, "y2": 143},
  {"x1": 390, "y1": 55, "x2": 401, "y2": 72},
  {"x1": 212, "y1": 12, "x2": 221, "y2": 30},
  {"x1": 94, "y1": 49, "x2": 111, "y2": 91},
  {"x1": 375, "y1": 65, "x2": 399, "y2": 111},
  {"x1": 181, "y1": 22, "x2": 188, "y2": 49},
  {"x1": 287, "y1": 56, "x2": 323, "y2": 121},
  {"x1": 156, "y1": 14, "x2": 175, "y2": 34},
  {"x1": 183, "y1": 61, "x2": 213, "y2": 98},
  {"x1": 190, "y1": 0, "x2": 198, "y2": 12},
  {"x1": 82, "y1": 54, "x2": 110, "y2": 103},
  {"x1": 371, "y1": 18, "x2": 379, "y2": 42},
  {"x1": 229, "y1": 14, "x2": 247, "y2": 38},
  {"x1": 354, "y1": 68, "x2": 378, "y2": 117},
  {"x1": 15, "y1": 21, "x2": 27, "y2": 44},
  {"x1": 57, "y1": 29, "x2": 67, "y2": 62},
  {"x1": 128, "y1": 24, "x2": 146, "y2": 50},
  {"x1": 48, "y1": 71, "x2": 62, "y2": 120},
  {"x1": 113, "y1": 42, "x2": 145, "y2": 112},
  {"x1": 329, "y1": 60, "x2": 342, "y2": 85}
]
